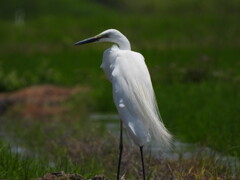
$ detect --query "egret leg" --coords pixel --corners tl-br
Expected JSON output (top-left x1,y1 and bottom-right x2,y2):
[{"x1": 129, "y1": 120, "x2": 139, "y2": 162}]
[
  {"x1": 140, "y1": 146, "x2": 146, "y2": 180},
  {"x1": 117, "y1": 120, "x2": 123, "y2": 180}
]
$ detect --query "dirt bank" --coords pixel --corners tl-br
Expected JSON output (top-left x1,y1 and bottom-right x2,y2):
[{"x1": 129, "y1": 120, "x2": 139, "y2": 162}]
[
  {"x1": 0, "y1": 85, "x2": 89, "y2": 118},
  {"x1": 36, "y1": 172, "x2": 108, "y2": 180}
]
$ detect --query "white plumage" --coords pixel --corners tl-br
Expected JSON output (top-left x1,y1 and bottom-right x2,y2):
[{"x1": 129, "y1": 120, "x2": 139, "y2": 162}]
[
  {"x1": 101, "y1": 43, "x2": 171, "y2": 147},
  {"x1": 75, "y1": 29, "x2": 172, "y2": 179}
]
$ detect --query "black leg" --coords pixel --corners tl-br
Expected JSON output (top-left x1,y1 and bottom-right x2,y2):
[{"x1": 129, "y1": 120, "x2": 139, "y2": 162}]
[
  {"x1": 117, "y1": 121, "x2": 123, "y2": 180},
  {"x1": 140, "y1": 146, "x2": 146, "y2": 180}
]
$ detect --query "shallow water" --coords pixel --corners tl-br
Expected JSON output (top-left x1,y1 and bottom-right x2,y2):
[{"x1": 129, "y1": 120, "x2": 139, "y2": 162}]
[
  {"x1": 89, "y1": 113, "x2": 240, "y2": 172},
  {"x1": 90, "y1": 113, "x2": 197, "y2": 159}
]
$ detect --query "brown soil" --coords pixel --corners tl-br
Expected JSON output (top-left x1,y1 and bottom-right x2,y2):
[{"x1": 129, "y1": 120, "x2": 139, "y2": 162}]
[
  {"x1": 0, "y1": 85, "x2": 89, "y2": 118},
  {"x1": 36, "y1": 172, "x2": 108, "y2": 180}
]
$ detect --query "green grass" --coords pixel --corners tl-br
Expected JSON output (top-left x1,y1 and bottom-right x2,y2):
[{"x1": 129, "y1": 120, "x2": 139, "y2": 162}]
[
  {"x1": 0, "y1": 141, "x2": 85, "y2": 180},
  {"x1": 1, "y1": 110, "x2": 238, "y2": 179},
  {"x1": 0, "y1": 0, "x2": 240, "y2": 178},
  {"x1": 0, "y1": 105, "x2": 113, "y2": 179}
]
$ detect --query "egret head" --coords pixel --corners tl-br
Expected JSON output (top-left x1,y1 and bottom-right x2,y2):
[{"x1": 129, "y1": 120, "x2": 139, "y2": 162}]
[{"x1": 74, "y1": 29, "x2": 131, "y2": 50}]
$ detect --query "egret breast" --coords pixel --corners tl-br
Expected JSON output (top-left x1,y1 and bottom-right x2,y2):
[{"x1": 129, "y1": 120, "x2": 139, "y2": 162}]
[{"x1": 100, "y1": 45, "x2": 119, "y2": 82}]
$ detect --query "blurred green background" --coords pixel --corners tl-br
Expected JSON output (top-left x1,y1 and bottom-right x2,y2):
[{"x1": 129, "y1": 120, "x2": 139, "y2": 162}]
[{"x1": 0, "y1": 0, "x2": 240, "y2": 161}]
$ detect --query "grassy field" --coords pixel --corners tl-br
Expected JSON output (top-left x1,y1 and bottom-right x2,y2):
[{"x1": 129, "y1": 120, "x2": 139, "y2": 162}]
[
  {"x1": 1, "y1": 105, "x2": 238, "y2": 179},
  {"x1": 0, "y1": 0, "x2": 240, "y2": 179}
]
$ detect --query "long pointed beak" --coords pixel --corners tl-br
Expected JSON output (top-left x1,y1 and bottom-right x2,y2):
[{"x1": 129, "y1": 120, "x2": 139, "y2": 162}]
[{"x1": 74, "y1": 36, "x2": 101, "y2": 46}]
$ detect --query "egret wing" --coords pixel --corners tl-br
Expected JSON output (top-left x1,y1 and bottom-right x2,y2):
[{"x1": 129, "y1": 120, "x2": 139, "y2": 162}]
[{"x1": 112, "y1": 51, "x2": 172, "y2": 147}]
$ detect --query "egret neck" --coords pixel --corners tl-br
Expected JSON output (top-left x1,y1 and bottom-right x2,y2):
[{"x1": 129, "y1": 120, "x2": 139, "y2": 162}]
[
  {"x1": 99, "y1": 29, "x2": 131, "y2": 50},
  {"x1": 112, "y1": 35, "x2": 131, "y2": 50}
]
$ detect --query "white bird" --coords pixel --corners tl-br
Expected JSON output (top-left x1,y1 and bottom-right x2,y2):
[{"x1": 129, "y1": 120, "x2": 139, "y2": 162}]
[{"x1": 75, "y1": 29, "x2": 172, "y2": 180}]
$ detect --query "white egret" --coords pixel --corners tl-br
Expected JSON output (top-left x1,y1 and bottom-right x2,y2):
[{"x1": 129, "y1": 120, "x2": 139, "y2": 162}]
[{"x1": 74, "y1": 29, "x2": 172, "y2": 180}]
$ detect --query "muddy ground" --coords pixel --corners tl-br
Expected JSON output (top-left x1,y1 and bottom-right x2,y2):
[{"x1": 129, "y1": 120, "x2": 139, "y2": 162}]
[
  {"x1": 0, "y1": 85, "x2": 88, "y2": 118},
  {"x1": 36, "y1": 172, "x2": 108, "y2": 180}
]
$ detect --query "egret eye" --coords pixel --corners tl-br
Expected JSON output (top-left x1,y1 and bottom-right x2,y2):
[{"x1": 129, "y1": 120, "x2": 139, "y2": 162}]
[{"x1": 101, "y1": 32, "x2": 111, "y2": 38}]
